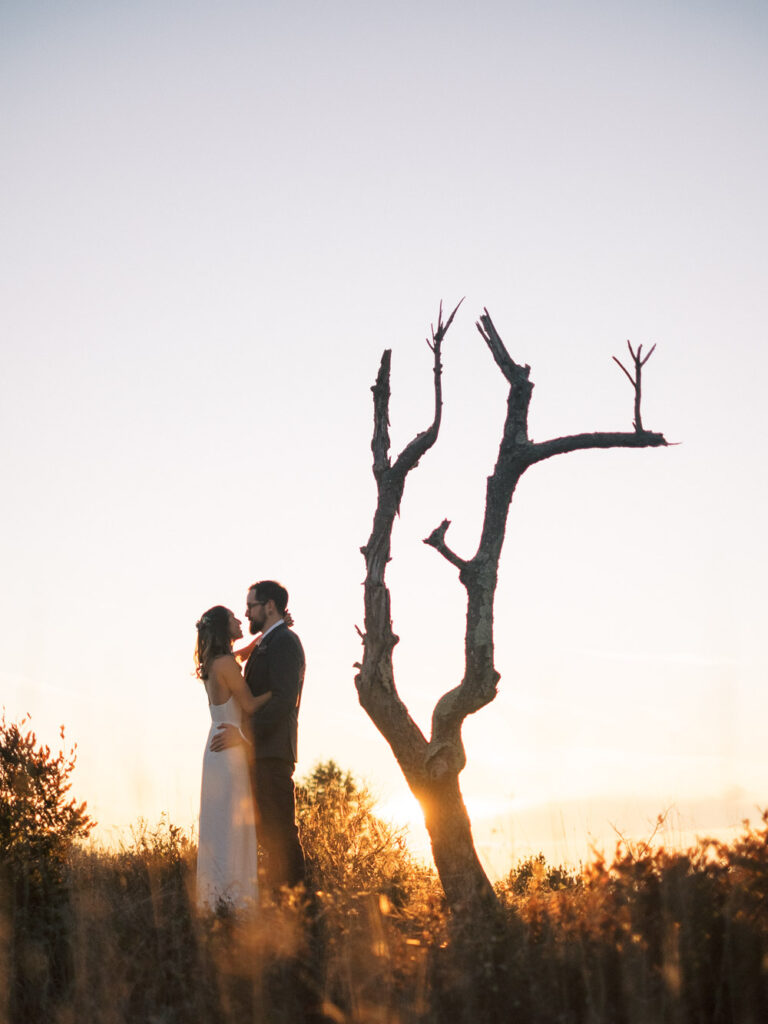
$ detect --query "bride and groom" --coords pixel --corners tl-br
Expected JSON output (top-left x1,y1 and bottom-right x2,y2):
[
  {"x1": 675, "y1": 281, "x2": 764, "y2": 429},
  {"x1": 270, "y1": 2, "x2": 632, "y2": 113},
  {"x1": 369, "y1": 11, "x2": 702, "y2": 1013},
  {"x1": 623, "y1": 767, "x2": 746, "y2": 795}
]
[{"x1": 194, "y1": 579, "x2": 306, "y2": 909}]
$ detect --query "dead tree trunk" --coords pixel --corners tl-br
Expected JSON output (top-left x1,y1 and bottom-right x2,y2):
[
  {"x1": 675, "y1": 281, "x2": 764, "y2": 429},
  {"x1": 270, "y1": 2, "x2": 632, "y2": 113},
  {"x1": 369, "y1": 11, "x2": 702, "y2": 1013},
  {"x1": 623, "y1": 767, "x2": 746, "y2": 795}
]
[{"x1": 355, "y1": 304, "x2": 668, "y2": 916}]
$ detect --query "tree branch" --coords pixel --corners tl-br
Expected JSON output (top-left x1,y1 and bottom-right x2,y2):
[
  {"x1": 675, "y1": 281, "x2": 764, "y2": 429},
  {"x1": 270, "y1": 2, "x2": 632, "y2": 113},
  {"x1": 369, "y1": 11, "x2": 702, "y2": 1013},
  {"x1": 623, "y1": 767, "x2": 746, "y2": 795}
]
[
  {"x1": 613, "y1": 339, "x2": 657, "y2": 433},
  {"x1": 424, "y1": 322, "x2": 667, "y2": 778},
  {"x1": 357, "y1": 301, "x2": 463, "y2": 782},
  {"x1": 424, "y1": 314, "x2": 534, "y2": 775},
  {"x1": 527, "y1": 429, "x2": 667, "y2": 466},
  {"x1": 476, "y1": 309, "x2": 533, "y2": 447},
  {"x1": 393, "y1": 299, "x2": 463, "y2": 478},
  {"x1": 371, "y1": 350, "x2": 392, "y2": 480},
  {"x1": 423, "y1": 519, "x2": 468, "y2": 572},
  {"x1": 475, "y1": 308, "x2": 529, "y2": 385}
]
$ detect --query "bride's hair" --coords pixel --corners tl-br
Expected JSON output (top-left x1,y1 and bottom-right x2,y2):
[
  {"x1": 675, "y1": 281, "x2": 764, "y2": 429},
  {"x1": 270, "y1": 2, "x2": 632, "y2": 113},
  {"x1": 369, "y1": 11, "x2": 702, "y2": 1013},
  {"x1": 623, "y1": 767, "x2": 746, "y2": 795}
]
[{"x1": 195, "y1": 605, "x2": 232, "y2": 680}]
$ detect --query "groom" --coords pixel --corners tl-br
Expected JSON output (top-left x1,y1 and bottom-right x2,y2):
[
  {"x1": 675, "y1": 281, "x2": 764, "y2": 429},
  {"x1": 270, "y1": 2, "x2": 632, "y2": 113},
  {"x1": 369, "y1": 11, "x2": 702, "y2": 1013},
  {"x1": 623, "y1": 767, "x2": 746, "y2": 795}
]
[
  {"x1": 214, "y1": 579, "x2": 307, "y2": 890},
  {"x1": 244, "y1": 580, "x2": 306, "y2": 889}
]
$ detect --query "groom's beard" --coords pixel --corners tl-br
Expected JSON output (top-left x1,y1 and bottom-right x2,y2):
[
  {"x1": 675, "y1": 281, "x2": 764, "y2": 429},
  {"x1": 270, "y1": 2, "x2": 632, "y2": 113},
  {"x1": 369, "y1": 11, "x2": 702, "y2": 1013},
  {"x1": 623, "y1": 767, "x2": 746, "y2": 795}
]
[{"x1": 249, "y1": 618, "x2": 263, "y2": 635}]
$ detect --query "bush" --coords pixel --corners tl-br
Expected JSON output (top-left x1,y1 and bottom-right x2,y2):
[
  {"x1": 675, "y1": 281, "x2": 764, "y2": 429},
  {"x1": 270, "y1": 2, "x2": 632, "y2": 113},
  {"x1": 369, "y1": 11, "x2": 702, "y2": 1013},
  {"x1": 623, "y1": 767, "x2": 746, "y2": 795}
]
[
  {"x1": 0, "y1": 712, "x2": 95, "y2": 1022},
  {"x1": 0, "y1": 712, "x2": 94, "y2": 873},
  {"x1": 297, "y1": 760, "x2": 433, "y2": 909},
  {"x1": 498, "y1": 852, "x2": 580, "y2": 897}
]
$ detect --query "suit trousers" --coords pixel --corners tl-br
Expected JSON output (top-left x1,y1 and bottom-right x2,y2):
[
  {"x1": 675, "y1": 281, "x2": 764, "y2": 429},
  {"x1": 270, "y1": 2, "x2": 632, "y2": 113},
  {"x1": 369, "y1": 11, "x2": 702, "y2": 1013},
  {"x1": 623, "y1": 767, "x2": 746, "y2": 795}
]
[{"x1": 252, "y1": 757, "x2": 306, "y2": 890}]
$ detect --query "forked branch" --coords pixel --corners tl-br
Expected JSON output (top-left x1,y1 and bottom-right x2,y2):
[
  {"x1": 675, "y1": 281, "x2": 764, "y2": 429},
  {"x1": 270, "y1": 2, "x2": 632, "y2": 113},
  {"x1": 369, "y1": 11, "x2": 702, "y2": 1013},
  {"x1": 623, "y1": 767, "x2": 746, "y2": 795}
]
[
  {"x1": 357, "y1": 301, "x2": 463, "y2": 781},
  {"x1": 423, "y1": 317, "x2": 667, "y2": 774},
  {"x1": 390, "y1": 299, "x2": 464, "y2": 482},
  {"x1": 613, "y1": 340, "x2": 657, "y2": 433}
]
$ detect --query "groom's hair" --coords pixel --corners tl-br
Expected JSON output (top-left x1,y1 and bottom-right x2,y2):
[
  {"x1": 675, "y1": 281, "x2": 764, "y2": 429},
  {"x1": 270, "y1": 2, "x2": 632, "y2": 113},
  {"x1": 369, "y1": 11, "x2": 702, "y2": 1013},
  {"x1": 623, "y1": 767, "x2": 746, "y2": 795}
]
[{"x1": 250, "y1": 580, "x2": 289, "y2": 615}]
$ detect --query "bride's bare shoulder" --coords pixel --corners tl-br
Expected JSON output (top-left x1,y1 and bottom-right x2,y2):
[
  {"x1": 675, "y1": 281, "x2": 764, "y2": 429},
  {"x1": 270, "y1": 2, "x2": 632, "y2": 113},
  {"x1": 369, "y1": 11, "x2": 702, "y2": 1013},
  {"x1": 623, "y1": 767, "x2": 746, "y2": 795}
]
[{"x1": 208, "y1": 654, "x2": 241, "y2": 681}]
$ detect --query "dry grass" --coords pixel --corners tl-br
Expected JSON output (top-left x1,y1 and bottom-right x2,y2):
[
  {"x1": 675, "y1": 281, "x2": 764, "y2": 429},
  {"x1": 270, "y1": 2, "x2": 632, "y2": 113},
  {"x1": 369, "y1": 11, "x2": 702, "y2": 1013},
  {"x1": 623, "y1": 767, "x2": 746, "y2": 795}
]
[{"x1": 3, "y1": 746, "x2": 768, "y2": 1023}]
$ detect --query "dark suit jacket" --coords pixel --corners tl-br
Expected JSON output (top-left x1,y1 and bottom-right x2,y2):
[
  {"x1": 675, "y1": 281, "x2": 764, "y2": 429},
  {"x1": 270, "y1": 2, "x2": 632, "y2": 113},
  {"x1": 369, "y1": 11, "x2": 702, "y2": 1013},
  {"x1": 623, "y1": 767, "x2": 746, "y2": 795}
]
[{"x1": 244, "y1": 622, "x2": 305, "y2": 763}]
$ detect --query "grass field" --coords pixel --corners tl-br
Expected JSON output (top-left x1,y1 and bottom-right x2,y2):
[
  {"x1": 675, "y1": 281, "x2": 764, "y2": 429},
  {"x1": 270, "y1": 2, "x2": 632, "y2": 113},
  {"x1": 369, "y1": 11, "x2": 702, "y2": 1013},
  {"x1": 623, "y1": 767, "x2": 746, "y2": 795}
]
[{"x1": 3, "y1": 723, "x2": 768, "y2": 1023}]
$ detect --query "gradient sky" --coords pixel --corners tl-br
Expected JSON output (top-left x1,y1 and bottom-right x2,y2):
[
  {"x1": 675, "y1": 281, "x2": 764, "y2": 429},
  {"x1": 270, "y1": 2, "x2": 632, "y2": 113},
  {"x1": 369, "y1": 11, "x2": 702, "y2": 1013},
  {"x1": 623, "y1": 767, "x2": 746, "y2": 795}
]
[{"x1": 2, "y1": 0, "x2": 767, "y2": 872}]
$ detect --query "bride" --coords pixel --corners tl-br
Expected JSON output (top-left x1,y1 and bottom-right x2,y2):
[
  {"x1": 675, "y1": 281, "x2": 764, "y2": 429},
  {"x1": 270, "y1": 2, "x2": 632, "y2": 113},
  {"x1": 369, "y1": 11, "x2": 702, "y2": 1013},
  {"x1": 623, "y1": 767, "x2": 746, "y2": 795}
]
[{"x1": 194, "y1": 604, "x2": 271, "y2": 910}]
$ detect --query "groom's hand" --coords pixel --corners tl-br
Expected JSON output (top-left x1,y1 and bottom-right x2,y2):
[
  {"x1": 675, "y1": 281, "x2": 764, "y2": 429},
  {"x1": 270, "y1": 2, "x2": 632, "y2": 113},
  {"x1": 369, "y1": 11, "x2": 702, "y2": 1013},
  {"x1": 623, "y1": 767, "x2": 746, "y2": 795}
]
[{"x1": 209, "y1": 723, "x2": 243, "y2": 752}]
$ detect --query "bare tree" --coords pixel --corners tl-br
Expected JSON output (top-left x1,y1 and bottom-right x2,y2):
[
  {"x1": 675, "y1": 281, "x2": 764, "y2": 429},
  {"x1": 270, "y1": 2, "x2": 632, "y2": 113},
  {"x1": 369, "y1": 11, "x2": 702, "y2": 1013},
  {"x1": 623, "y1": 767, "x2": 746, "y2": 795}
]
[{"x1": 355, "y1": 305, "x2": 668, "y2": 916}]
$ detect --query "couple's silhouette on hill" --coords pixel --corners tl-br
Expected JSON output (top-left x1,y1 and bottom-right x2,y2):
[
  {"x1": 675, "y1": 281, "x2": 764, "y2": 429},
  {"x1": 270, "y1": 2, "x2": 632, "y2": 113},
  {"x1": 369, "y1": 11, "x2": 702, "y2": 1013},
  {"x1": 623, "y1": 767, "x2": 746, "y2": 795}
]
[{"x1": 194, "y1": 579, "x2": 305, "y2": 908}]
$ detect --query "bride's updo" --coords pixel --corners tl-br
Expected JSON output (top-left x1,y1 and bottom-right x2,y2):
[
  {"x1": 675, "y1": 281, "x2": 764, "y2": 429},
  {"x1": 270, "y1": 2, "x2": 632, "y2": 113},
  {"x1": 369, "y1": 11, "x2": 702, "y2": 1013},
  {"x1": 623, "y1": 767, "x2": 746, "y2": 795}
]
[{"x1": 195, "y1": 605, "x2": 232, "y2": 680}]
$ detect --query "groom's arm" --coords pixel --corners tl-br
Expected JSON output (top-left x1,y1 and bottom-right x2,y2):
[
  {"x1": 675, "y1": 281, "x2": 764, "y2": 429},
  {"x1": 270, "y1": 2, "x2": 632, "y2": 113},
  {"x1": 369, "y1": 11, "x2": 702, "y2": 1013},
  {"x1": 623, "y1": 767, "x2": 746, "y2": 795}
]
[
  {"x1": 254, "y1": 634, "x2": 303, "y2": 728},
  {"x1": 209, "y1": 722, "x2": 247, "y2": 751},
  {"x1": 209, "y1": 688, "x2": 253, "y2": 752}
]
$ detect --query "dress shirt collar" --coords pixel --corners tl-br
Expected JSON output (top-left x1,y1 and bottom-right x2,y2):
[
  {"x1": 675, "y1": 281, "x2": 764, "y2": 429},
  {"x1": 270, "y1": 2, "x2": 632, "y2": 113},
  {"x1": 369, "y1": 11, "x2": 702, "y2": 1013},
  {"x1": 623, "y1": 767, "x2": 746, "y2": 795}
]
[{"x1": 259, "y1": 618, "x2": 285, "y2": 642}]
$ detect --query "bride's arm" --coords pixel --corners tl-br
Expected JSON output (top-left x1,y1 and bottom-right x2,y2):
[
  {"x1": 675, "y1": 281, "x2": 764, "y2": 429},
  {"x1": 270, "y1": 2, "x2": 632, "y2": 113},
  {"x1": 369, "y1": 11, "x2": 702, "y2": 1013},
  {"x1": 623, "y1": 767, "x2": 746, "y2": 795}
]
[
  {"x1": 232, "y1": 610, "x2": 294, "y2": 663},
  {"x1": 216, "y1": 655, "x2": 272, "y2": 715},
  {"x1": 233, "y1": 637, "x2": 259, "y2": 662}
]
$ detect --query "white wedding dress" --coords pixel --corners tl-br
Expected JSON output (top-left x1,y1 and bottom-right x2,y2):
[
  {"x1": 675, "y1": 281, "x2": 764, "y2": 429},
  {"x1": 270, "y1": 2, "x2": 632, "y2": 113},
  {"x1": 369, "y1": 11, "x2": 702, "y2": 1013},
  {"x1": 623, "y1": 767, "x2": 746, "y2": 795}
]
[{"x1": 196, "y1": 695, "x2": 259, "y2": 910}]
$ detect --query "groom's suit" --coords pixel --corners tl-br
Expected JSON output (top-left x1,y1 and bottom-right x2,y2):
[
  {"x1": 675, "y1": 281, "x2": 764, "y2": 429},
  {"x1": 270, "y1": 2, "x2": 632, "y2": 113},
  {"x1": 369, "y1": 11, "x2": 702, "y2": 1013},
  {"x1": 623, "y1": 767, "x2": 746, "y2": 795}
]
[{"x1": 244, "y1": 621, "x2": 306, "y2": 888}]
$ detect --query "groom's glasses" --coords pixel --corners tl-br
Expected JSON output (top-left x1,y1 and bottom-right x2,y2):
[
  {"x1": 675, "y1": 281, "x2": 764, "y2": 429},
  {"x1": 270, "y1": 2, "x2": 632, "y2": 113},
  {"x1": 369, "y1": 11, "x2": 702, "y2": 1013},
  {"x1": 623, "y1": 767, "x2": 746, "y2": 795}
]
[{"x1": 247, "y1": 600, "x2": 266, "y2": 610}]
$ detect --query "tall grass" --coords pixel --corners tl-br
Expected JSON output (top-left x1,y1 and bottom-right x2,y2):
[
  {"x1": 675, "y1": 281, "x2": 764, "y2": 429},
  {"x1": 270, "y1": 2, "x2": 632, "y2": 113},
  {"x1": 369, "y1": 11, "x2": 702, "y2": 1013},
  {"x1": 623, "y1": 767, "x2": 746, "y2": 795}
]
[{"x1": 3, "y1": 735, "x2": 768, "y2": 1022}]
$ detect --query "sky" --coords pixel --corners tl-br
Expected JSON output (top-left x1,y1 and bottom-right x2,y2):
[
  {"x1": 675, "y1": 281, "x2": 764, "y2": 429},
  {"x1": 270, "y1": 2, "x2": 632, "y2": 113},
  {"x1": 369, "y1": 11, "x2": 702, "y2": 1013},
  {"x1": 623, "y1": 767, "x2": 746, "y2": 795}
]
[{"x1": 2, "y1": 0, "x2": 767, "y2": 874}]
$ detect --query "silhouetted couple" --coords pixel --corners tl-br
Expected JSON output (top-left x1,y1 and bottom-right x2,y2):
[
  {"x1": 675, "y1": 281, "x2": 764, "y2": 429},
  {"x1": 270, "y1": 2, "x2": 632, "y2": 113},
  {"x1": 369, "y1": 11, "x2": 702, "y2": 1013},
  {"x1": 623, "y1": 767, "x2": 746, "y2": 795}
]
[{"x1": 194, "y1": 579, "x2": 306, "y2": 909}]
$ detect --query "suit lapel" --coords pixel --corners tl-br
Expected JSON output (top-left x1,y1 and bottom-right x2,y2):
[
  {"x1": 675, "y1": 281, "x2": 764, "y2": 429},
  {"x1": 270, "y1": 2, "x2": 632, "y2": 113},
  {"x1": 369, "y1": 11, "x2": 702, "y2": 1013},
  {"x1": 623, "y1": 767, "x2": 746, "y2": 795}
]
[{"x1": 245, "y1": 622, "x2": 286, "y2": 692}]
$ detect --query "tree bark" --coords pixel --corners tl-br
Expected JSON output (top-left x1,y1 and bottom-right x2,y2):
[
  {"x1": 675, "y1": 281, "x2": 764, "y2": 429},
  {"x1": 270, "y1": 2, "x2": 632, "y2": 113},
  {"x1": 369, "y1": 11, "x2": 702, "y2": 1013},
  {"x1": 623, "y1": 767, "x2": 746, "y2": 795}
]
[{"x1": 416, "y1": 774, "x2": 498, "y2": 912}]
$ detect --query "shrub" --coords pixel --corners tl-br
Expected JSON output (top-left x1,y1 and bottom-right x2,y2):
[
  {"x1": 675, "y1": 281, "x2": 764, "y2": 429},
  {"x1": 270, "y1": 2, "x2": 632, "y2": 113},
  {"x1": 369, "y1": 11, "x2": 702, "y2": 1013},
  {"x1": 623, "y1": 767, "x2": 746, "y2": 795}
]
[
  {"x1": 0, "y1": 712, "x2": 95, "y2": 1022},
  {"x1": 0, "y1": 712, "x2": 95, "y2": 873},
  {"x1": 297, "y1": 760, "x2": 433, "y2": 909}
]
